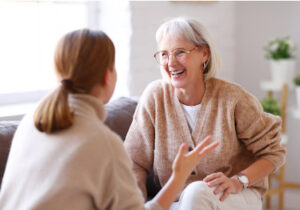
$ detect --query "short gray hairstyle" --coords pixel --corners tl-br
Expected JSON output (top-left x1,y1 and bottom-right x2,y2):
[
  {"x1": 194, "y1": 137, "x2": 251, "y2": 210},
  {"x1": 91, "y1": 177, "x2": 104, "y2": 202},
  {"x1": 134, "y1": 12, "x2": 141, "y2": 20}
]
[{"x1": 156, "y1": 17, "x2": 221, "y2": 80}]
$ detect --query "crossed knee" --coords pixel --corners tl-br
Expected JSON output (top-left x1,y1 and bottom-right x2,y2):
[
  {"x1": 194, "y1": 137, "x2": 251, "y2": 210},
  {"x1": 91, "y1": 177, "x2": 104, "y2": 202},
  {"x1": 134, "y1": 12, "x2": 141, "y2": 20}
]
[
  {"x1": 181, "y1": 181, "x2": 217, "y2": 201},
  {"x1": 178, "y1": 181, "x2": 261, "y2": 210}
]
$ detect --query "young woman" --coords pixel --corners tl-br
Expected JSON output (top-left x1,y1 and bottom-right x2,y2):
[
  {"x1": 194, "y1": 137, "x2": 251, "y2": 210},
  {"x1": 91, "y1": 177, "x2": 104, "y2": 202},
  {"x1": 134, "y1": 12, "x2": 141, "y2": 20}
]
[{"x1": 0, "y1": 29, "x2": 218, "y2": 210}]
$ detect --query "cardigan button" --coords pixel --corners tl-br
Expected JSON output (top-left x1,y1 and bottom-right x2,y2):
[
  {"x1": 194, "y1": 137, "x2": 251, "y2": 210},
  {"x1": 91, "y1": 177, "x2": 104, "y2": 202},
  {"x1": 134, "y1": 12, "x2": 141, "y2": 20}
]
[{"x1": 188, "y1": 146, "x2": 196, "y2": 175}]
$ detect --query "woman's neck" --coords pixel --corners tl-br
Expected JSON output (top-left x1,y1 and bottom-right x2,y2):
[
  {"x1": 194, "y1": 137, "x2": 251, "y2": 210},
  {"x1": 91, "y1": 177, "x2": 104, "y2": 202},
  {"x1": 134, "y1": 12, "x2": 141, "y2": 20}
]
[
  {"x1": 175, "y1": 80, "x2": 206, "y2": 106},
  {"x1": 89, "y1": 83, "x2": 108, "y2": 104}
]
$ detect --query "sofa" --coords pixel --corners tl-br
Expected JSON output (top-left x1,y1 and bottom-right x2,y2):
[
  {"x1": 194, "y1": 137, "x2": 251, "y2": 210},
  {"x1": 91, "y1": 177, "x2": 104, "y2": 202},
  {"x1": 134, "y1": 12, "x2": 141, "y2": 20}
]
[{"x1": 0, "y1": 97, "x2": 160, "y2": 198}]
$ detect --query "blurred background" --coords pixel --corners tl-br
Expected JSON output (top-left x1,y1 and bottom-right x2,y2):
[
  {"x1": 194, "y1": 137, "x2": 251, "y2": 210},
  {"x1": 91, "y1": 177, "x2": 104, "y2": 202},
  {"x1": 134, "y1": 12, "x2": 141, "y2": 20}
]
[{"x1": 0, "y1": 1, "x2": 299, "y2": 209}]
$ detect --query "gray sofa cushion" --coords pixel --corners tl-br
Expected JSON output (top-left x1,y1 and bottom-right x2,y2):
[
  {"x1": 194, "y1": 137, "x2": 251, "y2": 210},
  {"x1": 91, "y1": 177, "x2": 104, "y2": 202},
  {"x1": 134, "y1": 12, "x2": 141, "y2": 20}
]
[
  {"x1": 0, "y1": 121, "x2": 19, "y2": 187},
  {"x1": 104, "y1": 97, "x2": 137, "y2": 140}
]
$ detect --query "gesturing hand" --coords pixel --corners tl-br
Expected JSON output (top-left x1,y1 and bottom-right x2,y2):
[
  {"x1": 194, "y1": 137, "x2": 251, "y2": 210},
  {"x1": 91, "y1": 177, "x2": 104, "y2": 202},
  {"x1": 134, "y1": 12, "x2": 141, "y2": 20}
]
[
  {"x1": 172, "y1": 136, "x2": 219, "y2": 182},
  {"x1": 203, "y1": 172, "x2": 243, "y2": 201}
]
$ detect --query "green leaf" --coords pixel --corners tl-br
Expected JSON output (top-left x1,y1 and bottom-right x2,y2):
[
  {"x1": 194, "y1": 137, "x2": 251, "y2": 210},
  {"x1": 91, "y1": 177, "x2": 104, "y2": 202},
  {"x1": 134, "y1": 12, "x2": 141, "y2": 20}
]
[
  {"x1": 294, "y1": 75, "x2": 300, "y2": 86},
  {"x1": 260, "y1": 96, "x2": 281, "y2": 116},
  {"x1": 264, "y1": 37, "x2": 295, "y2": 60}
]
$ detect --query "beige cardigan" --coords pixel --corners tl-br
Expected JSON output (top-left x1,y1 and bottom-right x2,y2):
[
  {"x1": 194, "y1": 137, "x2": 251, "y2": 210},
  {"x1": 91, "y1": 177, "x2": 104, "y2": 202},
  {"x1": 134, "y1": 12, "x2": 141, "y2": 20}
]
[
  {"x1": 0, "y1": 94, "x2": 162, "y2": 210},
  {"x1": 124, "y1": 78, "x2": 286, "y2": 199}
]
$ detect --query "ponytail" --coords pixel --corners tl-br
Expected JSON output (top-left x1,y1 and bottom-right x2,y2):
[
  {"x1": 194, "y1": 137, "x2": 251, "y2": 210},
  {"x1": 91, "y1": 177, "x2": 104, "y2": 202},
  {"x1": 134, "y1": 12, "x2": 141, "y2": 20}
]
[
  {"x1": 33, "y1": 29, "x2": 115, "y2": 134},
  {"x1": 34, "y1": 85, "x2": 73, "y2": 134}
]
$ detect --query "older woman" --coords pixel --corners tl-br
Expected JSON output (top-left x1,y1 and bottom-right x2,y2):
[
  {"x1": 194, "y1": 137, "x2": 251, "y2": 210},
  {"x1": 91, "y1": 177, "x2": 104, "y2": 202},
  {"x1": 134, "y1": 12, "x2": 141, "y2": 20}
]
[{"x1": 124, "y1": 17, "x2": 286, "y2": 210}]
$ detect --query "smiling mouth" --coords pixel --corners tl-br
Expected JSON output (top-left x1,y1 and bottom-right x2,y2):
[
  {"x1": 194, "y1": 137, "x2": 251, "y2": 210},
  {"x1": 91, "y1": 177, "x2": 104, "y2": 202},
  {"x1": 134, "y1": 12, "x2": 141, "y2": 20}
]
[{"x1": 171, "y1": 69, "x2": 185, "y2": 76}]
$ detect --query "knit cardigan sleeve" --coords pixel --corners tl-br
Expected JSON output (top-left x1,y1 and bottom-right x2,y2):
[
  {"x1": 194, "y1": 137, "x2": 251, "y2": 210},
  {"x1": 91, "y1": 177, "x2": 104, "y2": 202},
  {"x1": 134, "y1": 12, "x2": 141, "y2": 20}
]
[
  {"x1": 124, "y1": 84, "x2": 157, "y2": 200},
  {"x1": 234, "y1": 88, "x2": 286, "y2": 170}
]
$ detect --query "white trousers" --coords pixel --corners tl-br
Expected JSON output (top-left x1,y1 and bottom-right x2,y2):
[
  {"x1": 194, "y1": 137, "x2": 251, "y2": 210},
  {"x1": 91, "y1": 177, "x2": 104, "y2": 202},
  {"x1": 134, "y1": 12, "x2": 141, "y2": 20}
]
[{"x1": 170, "y1": 181, "x2": 262, "y2": 210}]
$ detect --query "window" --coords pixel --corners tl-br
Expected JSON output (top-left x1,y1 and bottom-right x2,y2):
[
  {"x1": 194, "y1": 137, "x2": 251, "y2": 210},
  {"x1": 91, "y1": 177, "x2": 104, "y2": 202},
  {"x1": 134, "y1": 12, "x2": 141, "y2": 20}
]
[
  {"x1": 0, "y1": 2, "x2": 88, "y2": 105},
  {"x1": 0, "y1": 1, "x2": 132, "y2": 119},
  {"x1": 91, "y1": 1, "x2": 131, "y2": 99}
]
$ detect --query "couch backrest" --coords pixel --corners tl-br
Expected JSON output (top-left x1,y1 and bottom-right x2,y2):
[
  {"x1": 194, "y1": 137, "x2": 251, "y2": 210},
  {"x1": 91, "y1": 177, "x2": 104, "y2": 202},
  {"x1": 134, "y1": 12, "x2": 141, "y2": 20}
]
[{"x1": 104, "y1": 97, "x2": 137, "y2": 140}]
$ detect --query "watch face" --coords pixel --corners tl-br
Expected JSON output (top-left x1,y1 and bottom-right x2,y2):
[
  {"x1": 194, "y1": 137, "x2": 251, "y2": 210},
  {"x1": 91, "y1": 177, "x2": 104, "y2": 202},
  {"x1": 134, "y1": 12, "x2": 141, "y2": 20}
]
[{"x1": 240, "y1": 176, "x2": 248, "y2": 183}]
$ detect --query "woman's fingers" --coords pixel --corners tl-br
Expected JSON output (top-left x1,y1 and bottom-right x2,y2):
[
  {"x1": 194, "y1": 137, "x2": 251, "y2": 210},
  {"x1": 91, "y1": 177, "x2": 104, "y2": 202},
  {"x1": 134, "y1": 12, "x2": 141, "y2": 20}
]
[
  {"x1": 204, "y1": 172, "x2": 236, "y2": 202},
  {"x1": 203, "y1": 172, "x2": 223, "y2": 182},
  {"x1": 192, "y1": 136, "x2": 219, "y2": 156},
  {"x1": 213, "y1": 181, "x2": 229, "y2": 195},
  {"x1": 172, "y1": 137, "x2": 218, "y2": 179},
  {"x1": 190, "y1": 136, "x2": 219, "y2": 159},
  {"x1": 192, "y1": 136, "x2": 212, "y2": 153},
  {"x1": 198, "y1": 141, "x2": 219, "y2": 157},
  {"x1": 173, "y1": 143, "x2": 188, "y2": 165},
  {"x1": 178, "y1": 143, "x2": 188, "y2": 157},
  {"x1": 206, "y1": 177, "x2": 224, "y2": 188},
  {"x1": 220, "y1": 188, "x2": 231, "y2": 201}
]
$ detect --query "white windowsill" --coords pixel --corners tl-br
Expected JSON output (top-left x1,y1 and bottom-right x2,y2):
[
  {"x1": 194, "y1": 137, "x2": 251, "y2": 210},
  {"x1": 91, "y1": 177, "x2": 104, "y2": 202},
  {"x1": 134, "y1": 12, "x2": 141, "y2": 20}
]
[{"x1": 0, "y1": 102, "x2": 37, "y2": 121}]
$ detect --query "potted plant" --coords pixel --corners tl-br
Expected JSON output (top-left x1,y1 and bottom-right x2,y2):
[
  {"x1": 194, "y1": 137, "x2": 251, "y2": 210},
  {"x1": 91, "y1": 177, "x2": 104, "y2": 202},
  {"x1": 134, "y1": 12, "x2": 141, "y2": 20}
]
[
  {"x1": 264, "y1": 37, "x2": 296, "y2": 87},
  {"x1": 261, "y1": 96, "x2": 281, "y2": 116},
  {"x1": 294, "y1": 75, "x2": 300, "y2": 109}
]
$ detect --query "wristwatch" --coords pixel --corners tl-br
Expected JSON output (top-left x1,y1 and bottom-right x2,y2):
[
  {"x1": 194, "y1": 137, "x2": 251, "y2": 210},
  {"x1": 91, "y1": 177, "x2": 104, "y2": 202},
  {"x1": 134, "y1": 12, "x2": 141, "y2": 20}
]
[{"x1": 236, "y1": 173, "x2": 249, "y2": 190}]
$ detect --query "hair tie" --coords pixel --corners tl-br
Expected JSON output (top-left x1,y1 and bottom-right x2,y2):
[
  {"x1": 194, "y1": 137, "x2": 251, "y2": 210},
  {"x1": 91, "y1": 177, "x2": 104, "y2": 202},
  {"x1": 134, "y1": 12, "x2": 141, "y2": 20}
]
[{"x1": 61, "y1": 79, "x2": 73, "y2": 90}]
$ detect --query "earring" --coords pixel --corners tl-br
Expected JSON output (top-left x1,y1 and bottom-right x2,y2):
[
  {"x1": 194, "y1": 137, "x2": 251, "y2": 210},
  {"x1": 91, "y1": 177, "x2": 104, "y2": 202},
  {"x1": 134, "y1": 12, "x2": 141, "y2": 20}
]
[{"x1": 202, "y1": 60, "x2": 208, "y2": 70}]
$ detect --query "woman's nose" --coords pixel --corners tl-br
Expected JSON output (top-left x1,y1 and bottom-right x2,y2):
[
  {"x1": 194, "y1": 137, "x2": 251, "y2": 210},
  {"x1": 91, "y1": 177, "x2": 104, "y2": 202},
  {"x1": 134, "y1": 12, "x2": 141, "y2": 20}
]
[{"x1": 168, "y1": 54, "x2": 178, "y2": 66}]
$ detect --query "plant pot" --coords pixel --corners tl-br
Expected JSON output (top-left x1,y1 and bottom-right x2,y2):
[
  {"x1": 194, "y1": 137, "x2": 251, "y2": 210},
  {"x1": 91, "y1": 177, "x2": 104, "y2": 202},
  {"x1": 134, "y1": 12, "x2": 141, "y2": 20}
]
[
  {"x1": 296, "y1": 86, "x2": 300, "y2": 110},
  {"x1": 269, "y1": 59, "x2": 295, "y2": 87}
]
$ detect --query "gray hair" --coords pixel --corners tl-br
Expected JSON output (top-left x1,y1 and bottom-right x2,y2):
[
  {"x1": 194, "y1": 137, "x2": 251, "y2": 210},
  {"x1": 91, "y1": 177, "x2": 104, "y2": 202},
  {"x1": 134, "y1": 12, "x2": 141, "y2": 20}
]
[{"x1": 156, "y1": 17, "x2": 221, "y2": 80}]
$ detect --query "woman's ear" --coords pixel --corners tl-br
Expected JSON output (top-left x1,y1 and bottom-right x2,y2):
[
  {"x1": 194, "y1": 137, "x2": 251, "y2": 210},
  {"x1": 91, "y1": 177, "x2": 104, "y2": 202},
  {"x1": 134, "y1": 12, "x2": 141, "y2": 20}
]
[
  {"x1": 202, "y1": 45, "x2": 210, "y2": 63},
  {"x1": 103, "y1": 68, "x2": 117, "y2": 92},
  {"x1": 103, "y1": 69, "x2": 112, "y2": 86}
]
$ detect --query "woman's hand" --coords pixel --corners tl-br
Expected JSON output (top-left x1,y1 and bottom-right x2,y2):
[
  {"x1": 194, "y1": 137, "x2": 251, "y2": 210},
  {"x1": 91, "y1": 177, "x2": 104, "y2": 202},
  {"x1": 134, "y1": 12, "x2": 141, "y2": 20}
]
[
  {"x1": 203, "y1": 172, "x2": 243, "y2": 201},
  {"x1": 172, "y1": 136, "x2": 219, "y2": 182},
  {"x1": 154, "y1": 136, "x2": 218, "y2": 210}
]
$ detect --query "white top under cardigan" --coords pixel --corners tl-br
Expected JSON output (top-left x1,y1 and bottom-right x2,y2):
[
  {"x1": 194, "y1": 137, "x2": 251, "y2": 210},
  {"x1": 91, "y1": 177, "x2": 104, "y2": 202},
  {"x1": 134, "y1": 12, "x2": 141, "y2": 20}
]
[
  {"x1": 181, "y1": 103, "x2": 201, "y2": 132},
  {"x1": 0, "y1": 94, "x2": 162, "y2": 210}
]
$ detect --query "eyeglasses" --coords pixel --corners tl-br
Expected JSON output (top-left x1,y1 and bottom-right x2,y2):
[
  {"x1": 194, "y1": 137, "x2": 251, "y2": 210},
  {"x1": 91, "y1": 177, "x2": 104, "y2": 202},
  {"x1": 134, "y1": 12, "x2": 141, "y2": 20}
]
[{"x1": 154, "y1": 46, "x2": 199, "y2": 65}]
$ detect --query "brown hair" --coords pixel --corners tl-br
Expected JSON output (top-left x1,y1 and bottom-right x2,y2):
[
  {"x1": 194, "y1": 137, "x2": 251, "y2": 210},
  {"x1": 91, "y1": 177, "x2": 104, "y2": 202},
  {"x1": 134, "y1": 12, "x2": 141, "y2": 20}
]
[{"x1": 34, "y1": 29, "x2": 115, "y2": 133}]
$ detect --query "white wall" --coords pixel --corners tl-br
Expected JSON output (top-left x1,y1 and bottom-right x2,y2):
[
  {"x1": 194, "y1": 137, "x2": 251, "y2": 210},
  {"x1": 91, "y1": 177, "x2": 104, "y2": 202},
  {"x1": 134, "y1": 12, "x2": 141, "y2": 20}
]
[
  {"x1": 129, "y1": 1, "x2": 236, "y2": 96},
  {"x1": 235, "y1": 2, "x2": 300, "y2": 98}
]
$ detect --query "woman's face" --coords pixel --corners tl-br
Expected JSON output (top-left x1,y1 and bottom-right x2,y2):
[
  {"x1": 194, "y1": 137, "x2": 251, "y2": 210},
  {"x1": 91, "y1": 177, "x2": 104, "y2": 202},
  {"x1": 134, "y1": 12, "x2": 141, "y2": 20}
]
[
  {"x1": 106, "y1": 66, "x2": 117, "y2": 103},
  {"x1": 158, "y1": 35, "x2": 209, "y2": 90},
  {"x1": 95, "y1": 66, "x2": 117, "y2": 104}
]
